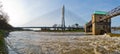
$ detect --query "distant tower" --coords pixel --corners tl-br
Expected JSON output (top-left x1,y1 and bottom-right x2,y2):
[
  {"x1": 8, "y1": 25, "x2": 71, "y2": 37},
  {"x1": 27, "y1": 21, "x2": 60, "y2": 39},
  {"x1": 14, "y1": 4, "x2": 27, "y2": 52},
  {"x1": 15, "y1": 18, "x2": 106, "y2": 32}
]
[{"x1": 61, "y1": 5, "x2": 65, "y2": 31}]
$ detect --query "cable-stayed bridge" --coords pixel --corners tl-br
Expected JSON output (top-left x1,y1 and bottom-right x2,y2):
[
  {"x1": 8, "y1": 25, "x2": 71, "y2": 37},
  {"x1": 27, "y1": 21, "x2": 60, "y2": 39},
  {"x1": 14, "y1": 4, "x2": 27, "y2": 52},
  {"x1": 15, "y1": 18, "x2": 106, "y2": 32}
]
[{"x1": 15, "y1": 5, "x2": 85, "y2": 30}]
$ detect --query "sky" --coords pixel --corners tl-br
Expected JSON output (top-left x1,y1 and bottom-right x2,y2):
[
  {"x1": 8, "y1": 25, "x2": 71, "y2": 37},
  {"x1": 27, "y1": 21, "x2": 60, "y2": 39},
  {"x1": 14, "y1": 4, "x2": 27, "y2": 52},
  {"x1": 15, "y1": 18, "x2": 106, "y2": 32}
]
[{"x1": 1, "y1": 0, "x2": 120, "y2": 27}]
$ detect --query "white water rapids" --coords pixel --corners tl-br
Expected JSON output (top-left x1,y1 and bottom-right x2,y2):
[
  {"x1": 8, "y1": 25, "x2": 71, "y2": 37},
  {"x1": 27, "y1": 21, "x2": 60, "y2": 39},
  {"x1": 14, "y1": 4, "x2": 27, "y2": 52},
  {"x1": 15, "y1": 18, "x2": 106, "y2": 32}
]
[{"x1": 5, "y1": 31, "x2": 120, "y2": 54}]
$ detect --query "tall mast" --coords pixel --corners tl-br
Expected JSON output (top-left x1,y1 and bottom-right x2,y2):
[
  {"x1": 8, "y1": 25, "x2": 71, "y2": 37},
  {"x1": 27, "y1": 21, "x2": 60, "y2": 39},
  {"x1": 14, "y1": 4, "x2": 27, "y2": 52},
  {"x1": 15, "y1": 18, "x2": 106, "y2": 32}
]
[{"x1": 61, "y1": 5, "x2": 65, "y2": 31}]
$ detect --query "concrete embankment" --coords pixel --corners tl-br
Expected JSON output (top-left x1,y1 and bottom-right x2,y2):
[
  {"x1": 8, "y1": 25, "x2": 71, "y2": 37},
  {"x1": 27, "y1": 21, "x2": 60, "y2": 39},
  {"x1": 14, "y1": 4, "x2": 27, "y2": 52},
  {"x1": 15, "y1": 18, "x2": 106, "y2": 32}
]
[{"x1": 0, "y1": 30, "x2": 8, "y2": 54}]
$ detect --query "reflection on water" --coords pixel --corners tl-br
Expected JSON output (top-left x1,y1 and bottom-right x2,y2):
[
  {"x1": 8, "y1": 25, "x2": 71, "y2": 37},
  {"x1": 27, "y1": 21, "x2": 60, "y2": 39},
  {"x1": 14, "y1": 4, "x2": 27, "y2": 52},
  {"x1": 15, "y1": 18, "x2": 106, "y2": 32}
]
[
  {"x1": 112, "y1": 29, "x2": 120, "y2": 34},
  {"x1": 5, "y1": 31, "x2": 120, "y2": 54}
]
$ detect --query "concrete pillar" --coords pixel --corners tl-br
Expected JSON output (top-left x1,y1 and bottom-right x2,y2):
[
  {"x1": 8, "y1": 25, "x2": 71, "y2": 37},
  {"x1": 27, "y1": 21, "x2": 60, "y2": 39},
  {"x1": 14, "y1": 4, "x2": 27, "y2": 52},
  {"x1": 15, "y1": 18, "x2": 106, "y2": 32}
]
[
  {"x1": 105, "y1": 19, "x2": 111, "y2": 33},
  {"x1": 92, "y1": 14, "x2": 103, "y2": 35},
  {"x1": 92, "y1": 14, "x2": 98, "y2": 35},
  {"x1": 92, "y1": 14, "x2": 111, "y2": 35},
  {"x1": 84, "y1": 24, "x2": 88, "y2": 33},
  {"x1": 84, "y1": 24, "x2": 92, "y2": 33}
]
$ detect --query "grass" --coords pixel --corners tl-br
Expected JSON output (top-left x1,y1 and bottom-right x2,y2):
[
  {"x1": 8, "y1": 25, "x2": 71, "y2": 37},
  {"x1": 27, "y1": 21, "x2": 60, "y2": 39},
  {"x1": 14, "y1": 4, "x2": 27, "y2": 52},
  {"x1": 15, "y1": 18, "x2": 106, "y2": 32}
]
[
  {"x1": 0, "y1": 30, "x2": 5, "y2": 36},
  {"x1": 0, "y1": 30, "x2": 8, "y2": 54},
  {"x1": 0, "y1": 30, "x2": 5, "y2": 45},
  {"x1": 106, "y1": 33, "x2": 120, "y2": 37}
]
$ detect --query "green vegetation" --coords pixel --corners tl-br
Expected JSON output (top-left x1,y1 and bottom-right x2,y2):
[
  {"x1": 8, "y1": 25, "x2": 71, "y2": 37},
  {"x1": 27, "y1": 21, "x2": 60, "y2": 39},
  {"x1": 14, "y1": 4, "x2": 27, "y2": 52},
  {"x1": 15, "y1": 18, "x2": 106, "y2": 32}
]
[
  {"x1": 0, "y1": 2, "x2": 13, "y2": 54},
  {"x1": 0, "y1": 30, "x2": 7, "y2": 36},
  {"x1": 0, "y1": 30, "x2": 8, "y2": 54},
  {"x1": 107, "y1": 33, "x2": 120, "y2": 37},
  {"x1": 51, "y1": 23, "x2": 84, "y2": 32},
  {"x1": 38, "y1": 30, "x2": 84, "y2": 32},
  {"x1": 0, "y1": 30, "x2": 5, "y2": 45}
]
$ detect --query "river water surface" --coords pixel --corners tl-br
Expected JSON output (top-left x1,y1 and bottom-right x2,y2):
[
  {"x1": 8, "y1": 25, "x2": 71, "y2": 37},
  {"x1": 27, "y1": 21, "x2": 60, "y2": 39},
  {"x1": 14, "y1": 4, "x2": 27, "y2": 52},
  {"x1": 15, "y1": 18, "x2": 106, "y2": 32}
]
[{"x1": 5, "y1": 31, "x2": 120, "y2": 54}]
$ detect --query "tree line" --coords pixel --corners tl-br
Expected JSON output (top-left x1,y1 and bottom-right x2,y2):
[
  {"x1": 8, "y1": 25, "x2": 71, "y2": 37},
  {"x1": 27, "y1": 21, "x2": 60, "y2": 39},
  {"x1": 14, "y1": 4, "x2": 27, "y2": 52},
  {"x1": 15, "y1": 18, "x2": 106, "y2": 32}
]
[{"x1": 0, "y1": 2, "x2": 13, "y2": 30}]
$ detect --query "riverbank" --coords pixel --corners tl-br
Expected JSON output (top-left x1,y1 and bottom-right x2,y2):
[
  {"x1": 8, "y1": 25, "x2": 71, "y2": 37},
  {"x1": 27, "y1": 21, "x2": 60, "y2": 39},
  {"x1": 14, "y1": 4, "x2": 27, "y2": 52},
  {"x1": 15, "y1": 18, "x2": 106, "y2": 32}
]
[
  {"x1": 0, "y1": 30, "x2": 8, "y2": 54},
  {"x1": 36, "y1": 30, "x2": 84, "y2": 32},
  {"x1": 106, "y1": 33, "x2": 120, "y2": 37}
]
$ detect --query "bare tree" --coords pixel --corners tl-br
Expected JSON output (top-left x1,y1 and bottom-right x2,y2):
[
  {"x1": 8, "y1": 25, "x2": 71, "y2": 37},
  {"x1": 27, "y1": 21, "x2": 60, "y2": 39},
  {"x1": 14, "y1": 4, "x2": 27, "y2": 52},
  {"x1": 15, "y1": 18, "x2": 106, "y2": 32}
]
[
  {"x1": 53, "y1": 24, "x2": 58, "y2": 27},
  {"x1": 0, "y1": 1, "x2": 9, "y2": 23},
  {"x1": 0, "y1": 1, "x2": 12, "y2": 30}
]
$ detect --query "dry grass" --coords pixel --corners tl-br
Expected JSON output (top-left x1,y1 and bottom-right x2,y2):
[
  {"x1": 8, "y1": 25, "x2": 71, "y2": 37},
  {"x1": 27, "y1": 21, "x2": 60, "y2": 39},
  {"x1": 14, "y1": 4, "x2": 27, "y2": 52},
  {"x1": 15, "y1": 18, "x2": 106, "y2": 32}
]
[{"x1": 107, "y1": 33, "x2": 120, "y2": 37}]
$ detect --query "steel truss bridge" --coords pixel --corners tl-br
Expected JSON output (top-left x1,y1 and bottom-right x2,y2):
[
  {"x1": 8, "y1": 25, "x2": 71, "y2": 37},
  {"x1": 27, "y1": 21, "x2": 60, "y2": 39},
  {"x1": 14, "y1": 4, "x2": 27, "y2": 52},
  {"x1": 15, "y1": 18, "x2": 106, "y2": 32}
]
[{"x1": 85, "y1": 6, "x2": 120, "y2": 35}]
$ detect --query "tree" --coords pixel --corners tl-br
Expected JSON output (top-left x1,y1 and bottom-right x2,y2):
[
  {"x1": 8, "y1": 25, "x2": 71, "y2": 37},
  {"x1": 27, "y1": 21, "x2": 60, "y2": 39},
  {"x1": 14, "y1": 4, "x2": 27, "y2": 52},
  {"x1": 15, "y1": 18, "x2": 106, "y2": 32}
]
[
  {"x1": 53, "y1": 24, "x2": 58, "y2": 27},
  {"x1": 53, "y1": 24, "x2": 59, "y2": 30},
  {"x1": 0, "y1": 1, "x2": 12, "y2": 30},
  {"x1": 75, "y1": 23, "x2": 79, "y2": 28}
]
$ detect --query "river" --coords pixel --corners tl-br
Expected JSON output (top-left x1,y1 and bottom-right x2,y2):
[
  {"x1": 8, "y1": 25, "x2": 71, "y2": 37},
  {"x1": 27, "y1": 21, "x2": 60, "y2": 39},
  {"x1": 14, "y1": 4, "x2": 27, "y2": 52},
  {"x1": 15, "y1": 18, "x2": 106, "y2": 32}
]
[{"x1": 5, "y1": 31, "x2": 120, "y2": 54}]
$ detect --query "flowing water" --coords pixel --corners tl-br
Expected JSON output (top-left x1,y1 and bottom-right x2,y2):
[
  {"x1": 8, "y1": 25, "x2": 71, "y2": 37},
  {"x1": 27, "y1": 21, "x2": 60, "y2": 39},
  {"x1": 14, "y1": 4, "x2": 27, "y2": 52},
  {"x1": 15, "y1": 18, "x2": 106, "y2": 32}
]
[
  {"x1": 5, "y1": 31, "x2": 120, "y2": 54},
  {"x1": 112, "y1": 29, "x2": 120, "y2": 34}
]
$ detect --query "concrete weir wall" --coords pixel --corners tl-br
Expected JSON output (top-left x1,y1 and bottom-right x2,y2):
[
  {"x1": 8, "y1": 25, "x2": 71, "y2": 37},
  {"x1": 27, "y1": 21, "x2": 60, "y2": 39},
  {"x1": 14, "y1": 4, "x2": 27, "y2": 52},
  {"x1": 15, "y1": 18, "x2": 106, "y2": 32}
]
[{"x1": 92, "y1": 14, "x2": 111, "y2": 35}]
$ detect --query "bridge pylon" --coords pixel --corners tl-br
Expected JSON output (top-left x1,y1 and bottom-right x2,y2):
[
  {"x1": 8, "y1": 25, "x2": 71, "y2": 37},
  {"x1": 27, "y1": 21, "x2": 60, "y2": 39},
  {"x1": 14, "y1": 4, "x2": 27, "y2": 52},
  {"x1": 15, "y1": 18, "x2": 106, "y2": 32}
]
[
  {"x1": 61, "y1": 5, "x2": 65, "y2": 31},
  {"x1": 92, "y1": 11, "x2": 111, "y2": 35}
]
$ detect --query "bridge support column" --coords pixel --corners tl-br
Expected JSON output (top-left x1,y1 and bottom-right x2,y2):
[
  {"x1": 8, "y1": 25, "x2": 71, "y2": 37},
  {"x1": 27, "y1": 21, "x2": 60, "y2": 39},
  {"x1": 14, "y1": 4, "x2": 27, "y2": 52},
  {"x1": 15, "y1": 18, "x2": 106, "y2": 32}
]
[
  {"x1": 84, "y1": 25, "x2": 88, "y2": 32},
  {"x1": 84, "y1": 24, "x2": 92, "y2": 33},
  {"x1": 92, "y1": 14, "x2": 98, "y2": 35},
  {"x1": 92, "y1": 14, "x2": 111, "y2": 35}
]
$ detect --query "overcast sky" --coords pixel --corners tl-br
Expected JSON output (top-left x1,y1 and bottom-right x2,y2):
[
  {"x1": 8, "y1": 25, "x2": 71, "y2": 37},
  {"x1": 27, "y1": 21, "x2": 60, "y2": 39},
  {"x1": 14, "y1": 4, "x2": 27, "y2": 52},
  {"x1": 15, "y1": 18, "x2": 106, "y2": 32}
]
[{"x1": 1, "y1": 0, "x2": 120, "y2": 27}]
